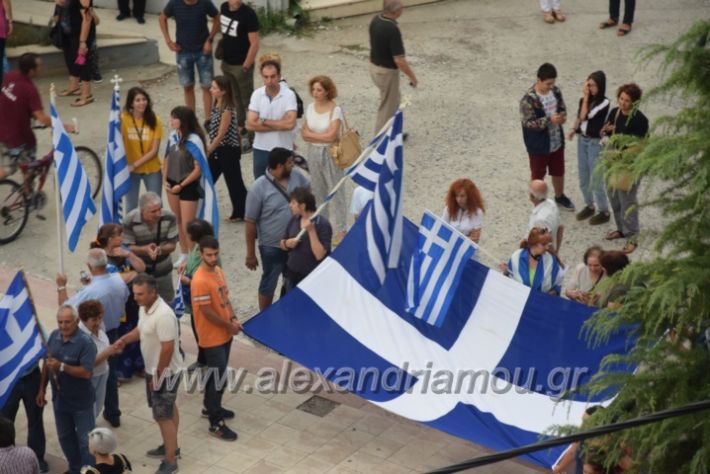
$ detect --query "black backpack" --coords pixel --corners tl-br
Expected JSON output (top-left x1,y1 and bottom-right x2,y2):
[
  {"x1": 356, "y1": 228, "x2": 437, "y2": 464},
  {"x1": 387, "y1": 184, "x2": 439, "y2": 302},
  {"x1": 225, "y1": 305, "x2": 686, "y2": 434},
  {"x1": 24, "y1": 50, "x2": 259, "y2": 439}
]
[{"x1": 281, "y1": 79, "x2": 304, "y2": 118}]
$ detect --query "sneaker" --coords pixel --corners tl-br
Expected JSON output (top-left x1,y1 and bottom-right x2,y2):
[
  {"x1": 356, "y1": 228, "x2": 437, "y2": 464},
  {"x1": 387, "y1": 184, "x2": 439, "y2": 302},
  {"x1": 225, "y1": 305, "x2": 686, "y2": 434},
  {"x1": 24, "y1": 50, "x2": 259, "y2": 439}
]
[
  {"x1": 155, "y1": 460, "x2": 179, "y2": 474},
  {"x1": 555, "y1": 194, "x2": 575, "y2": 212},
  {"x1": 209, "y1": 420, "x2": 238, "y2": 441},
  {"x1": 241, "y1": 136, "x2": 252, "y2": 154},
  {"x1": 187, "y1": 361, "x2": 204, "y2": 372},
  {"x1": 116, "y1": 13, "x2": 130, "y2": 21},
  {"x1": 92, "y1": 75, "x2": 103, "y2": 84},
  {"x1": 575, "y1": 205, "x2": 595, "y2": 221},
  {"x1": 146, "y1": 445, "x2": 181, "y2": 458},
  {"x1": 136, "y1": 17, "x2": 146, "y2": 24},
  {"x1": 202, "y1": 407, "x2": 235, "y2": 419},
  {"x1": 103, "y1": 414, "x2": 120, "y2": 427},
  {"x1": 589, "y1": 211, "x2": 611, "y2": 225}
]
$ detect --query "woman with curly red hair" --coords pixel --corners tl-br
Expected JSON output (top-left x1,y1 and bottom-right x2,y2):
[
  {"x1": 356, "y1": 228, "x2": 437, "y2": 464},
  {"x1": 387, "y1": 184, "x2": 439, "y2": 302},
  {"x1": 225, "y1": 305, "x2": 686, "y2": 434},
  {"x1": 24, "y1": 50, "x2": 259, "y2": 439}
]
[{"x1": 441, "y1": 178, "x2": 485, "y2": 243}]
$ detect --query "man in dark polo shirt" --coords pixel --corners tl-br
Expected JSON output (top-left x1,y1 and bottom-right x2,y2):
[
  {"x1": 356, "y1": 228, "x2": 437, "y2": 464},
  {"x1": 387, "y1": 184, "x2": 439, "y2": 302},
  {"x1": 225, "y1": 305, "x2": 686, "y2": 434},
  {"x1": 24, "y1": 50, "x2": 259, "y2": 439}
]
[
  {"x1": 36, "y1": 305, "x2": 97, "y2": 474},
  {"x1": 159, "y1": 0, "x2": 220, "y2": 120},
  {"x1": 369, "y1": 0, "x2": 417, "y2": 134}
]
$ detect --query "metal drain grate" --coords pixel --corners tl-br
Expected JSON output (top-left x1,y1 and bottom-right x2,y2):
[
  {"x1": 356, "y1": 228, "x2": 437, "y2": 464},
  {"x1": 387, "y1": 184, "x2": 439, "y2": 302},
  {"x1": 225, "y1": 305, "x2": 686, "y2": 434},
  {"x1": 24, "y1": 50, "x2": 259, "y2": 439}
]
[{"x1": 296, "y1": 395, "x2": 340, "y2": 417}]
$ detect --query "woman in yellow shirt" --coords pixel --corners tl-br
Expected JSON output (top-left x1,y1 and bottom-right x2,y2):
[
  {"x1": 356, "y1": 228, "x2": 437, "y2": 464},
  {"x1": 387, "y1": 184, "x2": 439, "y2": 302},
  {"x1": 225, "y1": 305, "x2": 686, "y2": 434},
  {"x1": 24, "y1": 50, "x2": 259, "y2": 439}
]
[{"x1": 121, "y1": 87, "x2": 164, "y2": 212}]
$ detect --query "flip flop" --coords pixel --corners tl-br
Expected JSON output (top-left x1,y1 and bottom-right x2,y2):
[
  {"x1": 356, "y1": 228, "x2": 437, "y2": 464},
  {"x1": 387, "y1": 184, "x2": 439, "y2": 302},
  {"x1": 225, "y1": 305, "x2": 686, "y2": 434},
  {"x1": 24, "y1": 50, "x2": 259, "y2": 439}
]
[
  {"x1": 553, "y1": 10, "x2": 566, "y2": 22},
  {"x1": 617, "y1": 24, "x2": 632, "y2": 36},
  {"x1": 58, "y1": 88, "x2": 81, "y2": 97},
  {"x1": 70, "y1": 95, "x2": 94, "y2": 107},
  {"x1": 622, "y1": 240, "x2": 638, "y2": 254},
  {"x1": 599, "y1": 19, "x2": 618, "y2": 29},
  {"x1": 543, "y1": 11, "x2": 555, "y2": 23},
  {"x1": 605, "y1": 230, "x2": 625, "y2": 241}
]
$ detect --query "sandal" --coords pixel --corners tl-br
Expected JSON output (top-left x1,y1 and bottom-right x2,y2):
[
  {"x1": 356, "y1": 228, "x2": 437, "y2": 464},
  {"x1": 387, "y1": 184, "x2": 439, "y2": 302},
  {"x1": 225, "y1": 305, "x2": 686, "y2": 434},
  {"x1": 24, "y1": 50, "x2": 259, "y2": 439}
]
[
  {"x1": 605, "y1": 230, "x2": 625, "y2": 241},
  {"x1": 552, "y1": 10, "x2": 566, "y2": 22},
  {"x1": 58, "y1": 87, "x2": 81, "y2": 97},
  {"x1": 599, "y1": 18, "x2": 618, "y2": 29},
  {"x1": 543, "y1": 11, "x2": 555, "y2": 23},
  {"x1": 622, "y1": 240, "x2": 638, "y2": 254},
  {"x1": 617, "y1": 24, "x2": 632, "y2": 36},
  {"x1": 227, "y1": 216, "x2": 244, "y2": 223},
  {"x1": 70, "y1": 95, "x2": 95, "y2": 107}
]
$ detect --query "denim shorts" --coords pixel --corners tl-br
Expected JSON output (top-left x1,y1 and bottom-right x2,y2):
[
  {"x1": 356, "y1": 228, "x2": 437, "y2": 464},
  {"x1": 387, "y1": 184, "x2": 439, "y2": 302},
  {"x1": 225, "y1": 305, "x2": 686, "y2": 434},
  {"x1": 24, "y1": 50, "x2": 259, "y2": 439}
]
[
  {"x1": 258, "y1": 245, "x2": 288, "y2": 297},
  {"x1": 176, "y1": 50, "x2": 214, "y2": 88}
]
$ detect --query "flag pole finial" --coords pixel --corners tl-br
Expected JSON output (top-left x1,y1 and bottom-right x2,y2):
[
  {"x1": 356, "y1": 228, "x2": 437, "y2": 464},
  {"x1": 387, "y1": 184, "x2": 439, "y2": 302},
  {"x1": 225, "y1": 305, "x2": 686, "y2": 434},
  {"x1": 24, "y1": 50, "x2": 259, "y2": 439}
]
[{"x1": 110, "y1": 74, "x2": 123, "y2": 91}]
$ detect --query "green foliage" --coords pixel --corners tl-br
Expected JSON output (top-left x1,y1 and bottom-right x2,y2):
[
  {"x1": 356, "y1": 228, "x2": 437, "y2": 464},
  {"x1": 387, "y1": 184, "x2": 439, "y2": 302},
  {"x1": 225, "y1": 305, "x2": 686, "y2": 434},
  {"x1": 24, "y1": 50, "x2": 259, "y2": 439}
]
[
  {"x1": 254, "y1": 0, "x2": 311, "y2": 36},
  {"x1": 576, "y1": 20, "x2": 710, "y2": 474}
]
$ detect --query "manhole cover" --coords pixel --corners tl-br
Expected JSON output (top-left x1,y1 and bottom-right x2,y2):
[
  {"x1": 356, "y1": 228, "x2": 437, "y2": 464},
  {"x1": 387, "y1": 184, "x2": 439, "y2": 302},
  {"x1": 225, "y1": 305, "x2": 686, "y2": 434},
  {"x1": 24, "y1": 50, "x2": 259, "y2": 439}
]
[{"x1": 297, "y1": 395, "x2": 340, "y2": 417}]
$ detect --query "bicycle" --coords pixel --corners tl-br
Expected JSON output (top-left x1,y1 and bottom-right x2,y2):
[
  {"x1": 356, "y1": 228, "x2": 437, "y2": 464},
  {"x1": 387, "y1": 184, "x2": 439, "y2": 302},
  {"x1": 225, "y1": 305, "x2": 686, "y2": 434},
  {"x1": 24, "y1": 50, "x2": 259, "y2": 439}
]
[{"x1": 0, "y1": 145, "x2": 102, "y2": 244}]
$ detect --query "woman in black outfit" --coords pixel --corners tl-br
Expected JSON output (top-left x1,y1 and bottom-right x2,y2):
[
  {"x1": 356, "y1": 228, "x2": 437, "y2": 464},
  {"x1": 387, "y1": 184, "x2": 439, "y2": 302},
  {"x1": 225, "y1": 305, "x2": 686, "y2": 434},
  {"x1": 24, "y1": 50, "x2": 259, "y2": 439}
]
[
  {"x1": 55, "y1": 0, "x2": 95, "y2": 106},
  {"x1": 601, "y1": 83, "x2": 649, "y2": 254}
]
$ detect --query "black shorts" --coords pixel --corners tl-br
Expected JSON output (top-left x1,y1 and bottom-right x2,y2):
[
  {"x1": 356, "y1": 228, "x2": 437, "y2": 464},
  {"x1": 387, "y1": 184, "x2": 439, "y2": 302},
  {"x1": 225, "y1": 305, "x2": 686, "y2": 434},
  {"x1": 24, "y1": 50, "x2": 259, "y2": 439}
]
[{"x1": 167, "y1": 178, "x2": 200, "y2": 201}]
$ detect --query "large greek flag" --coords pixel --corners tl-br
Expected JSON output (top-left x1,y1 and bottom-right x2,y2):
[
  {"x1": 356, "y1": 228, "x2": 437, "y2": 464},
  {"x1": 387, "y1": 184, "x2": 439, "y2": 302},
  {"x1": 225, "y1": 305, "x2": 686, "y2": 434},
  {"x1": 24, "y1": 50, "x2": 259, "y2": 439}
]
[
  {"x1": 244, "y1": 212, "x2": 631, "y2": 468},
  {"x1": 167, "y1": 131, "x2": 219, "y2": 236},
  {"x1": 52, "y1": 103, "x2": 97, "y2": 251},
  {"x1": 0, "y1": 272, "x2": 45, "y2": 410},
  {"x1": 99, "y1": 87, "x2": 130, "y2": 225},
  {"x1": 406, "y1": 211, "x2": 476, "y2": 327}
]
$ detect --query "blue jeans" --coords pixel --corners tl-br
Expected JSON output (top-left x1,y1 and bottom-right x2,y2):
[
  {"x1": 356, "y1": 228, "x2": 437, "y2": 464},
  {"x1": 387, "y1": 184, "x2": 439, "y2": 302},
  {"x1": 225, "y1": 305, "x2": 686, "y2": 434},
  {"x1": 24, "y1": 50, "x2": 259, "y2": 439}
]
[
  {"x1": 258, "y1": 245, "x2": 288, "y2": 297},
  {"x1": 54, "y1": 405, "x2": 95, "y2": 473},
  {"x1": 253, "y1": 148, "x2": 269, "y2": 180},
  {"x1": 124, "y1": 171, "x2": 162, "y2": 214},
  {"x1": 203, "y1": 339, "x2": 232, "y2": 425},
  {"x1": 577, "y1": 136, "x2": 608, "y2": 212},
  {"x1": 176, "y1": 50, "x2": 214, "y2": 88}
]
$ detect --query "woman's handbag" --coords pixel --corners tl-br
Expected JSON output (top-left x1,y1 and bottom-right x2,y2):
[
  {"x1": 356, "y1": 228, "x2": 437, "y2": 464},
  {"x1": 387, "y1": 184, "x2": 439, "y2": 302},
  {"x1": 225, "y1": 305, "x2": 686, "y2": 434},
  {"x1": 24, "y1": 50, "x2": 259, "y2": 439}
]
[
  {"x1": 330, "y1": 110, "x2": 362, "y2": 170},
  {"x1": 49, "y1": 23, "x2": 64, "y2": 49}
]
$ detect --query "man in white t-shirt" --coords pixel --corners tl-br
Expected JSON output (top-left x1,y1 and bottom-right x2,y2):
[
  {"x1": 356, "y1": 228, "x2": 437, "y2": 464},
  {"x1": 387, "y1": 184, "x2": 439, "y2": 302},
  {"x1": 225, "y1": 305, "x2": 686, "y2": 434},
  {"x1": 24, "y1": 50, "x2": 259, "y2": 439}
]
[
  {"x1": 246, "y1": 60, "x2": 297, "y2": 180},
  {"x1": 117, "y1": 274, "x2": 183, "y2": 474},
  {"x1": 527, "y1": 179, "x2": 564, "y2": 251},
  {"x1": 350, "y1": 186, "x2": 374, "y2": 221}
]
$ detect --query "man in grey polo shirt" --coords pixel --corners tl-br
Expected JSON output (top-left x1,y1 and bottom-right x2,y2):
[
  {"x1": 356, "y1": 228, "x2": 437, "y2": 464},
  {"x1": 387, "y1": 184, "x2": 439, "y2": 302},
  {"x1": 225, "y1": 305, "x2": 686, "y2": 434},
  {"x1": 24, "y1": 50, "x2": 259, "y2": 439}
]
[{"x1": 245, "y1": 148, "x2": 310, "y2": 310}]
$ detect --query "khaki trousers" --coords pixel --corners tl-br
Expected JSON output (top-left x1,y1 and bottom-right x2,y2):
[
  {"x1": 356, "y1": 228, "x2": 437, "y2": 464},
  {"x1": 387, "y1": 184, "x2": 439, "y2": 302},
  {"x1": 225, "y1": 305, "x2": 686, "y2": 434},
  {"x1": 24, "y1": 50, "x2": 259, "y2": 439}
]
[{"x1": 369, "y1": 63, "x2": 400, "y2": 134}]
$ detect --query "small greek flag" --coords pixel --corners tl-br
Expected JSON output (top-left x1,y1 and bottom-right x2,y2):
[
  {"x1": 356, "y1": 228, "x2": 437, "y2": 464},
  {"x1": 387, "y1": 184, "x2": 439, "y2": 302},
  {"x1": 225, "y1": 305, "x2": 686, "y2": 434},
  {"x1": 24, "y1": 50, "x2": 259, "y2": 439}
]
[
  {"x1": 406, "y1": 211, "x2": 476, "y2": 327},
  {"x1": 167, "y1": 132, "x2": 219, "y2": 236},
  {"x1": 0, "y1": 272, "x2": 46, "y2": 409},
  {"x1": 51, "y1": 103, "x2": 97, "y2": 251},
  {"x1": 171, "y1": 273, "x2": 185, "y2": 318},
  {"x1": 99, "y1": 87, "x2": 130, "y2": 225}
]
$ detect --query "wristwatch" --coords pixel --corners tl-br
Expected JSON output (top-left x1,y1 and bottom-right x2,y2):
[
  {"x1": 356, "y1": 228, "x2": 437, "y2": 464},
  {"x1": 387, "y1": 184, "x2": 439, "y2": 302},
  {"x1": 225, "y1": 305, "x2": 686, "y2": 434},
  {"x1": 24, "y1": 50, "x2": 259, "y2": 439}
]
[
  {"x1": 59, "y1": 362, "x2": 65, "y2": 373},
  {"x1": 260, "y1": 118, "x2": 267, "y2": 126}
]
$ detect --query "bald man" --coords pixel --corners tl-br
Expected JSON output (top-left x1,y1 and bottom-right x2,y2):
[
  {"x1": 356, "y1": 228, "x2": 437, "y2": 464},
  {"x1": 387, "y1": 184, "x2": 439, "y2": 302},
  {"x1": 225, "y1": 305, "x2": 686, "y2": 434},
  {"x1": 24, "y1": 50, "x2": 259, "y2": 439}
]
[{"x1": 527, "y1": 179, "x2": 564, "y2": 251}]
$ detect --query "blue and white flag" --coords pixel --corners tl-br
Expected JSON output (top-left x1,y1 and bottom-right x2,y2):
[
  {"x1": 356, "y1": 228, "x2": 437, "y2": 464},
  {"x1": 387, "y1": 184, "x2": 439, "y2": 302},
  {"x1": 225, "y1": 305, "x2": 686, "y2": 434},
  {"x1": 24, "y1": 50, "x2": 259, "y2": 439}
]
[
  {"x1": 0, "y1": 272, "x2": 46, "y2": 410},
  {"x1": 244, "y1": 212, "x2": 632, "y2": 468},
  {"x1": 406, "y1": 211, "x2": 476, "y2": 327},
  {"x1": 99, "y1": 87, "x2": 130, "y2": 226},
  {"x1": 167, "y1": 131, "x2": 219, "y2": 236},
  {"x1": 52, "y1": 103, "x2": 97, "y2": 251},
  {"x1": 358, "y1": 111, "x2": 404, "y2": 283},
  {"x1": 172, "y1": 274, "x2": 185, "y2": 318}
]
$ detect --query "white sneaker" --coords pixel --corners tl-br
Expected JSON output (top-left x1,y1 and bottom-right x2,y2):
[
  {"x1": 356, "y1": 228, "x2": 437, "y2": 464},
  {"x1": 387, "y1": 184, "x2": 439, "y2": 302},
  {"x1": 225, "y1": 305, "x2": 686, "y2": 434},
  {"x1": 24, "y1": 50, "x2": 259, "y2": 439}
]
[{"x1": 173, "y1": 254, "x2": 187, "y2": 269}]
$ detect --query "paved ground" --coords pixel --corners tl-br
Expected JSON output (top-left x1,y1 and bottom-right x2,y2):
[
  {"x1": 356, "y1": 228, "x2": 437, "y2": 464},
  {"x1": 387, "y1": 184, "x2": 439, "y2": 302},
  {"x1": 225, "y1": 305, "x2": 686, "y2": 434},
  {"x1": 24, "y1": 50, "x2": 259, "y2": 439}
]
[{"x1": 3, "y1": 0, "x2": 709, "y2": 472}]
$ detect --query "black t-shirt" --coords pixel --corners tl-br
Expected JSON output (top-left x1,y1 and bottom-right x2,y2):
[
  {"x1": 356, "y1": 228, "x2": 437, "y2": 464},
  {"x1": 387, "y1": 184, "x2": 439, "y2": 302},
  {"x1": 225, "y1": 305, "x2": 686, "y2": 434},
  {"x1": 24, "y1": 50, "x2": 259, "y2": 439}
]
[
  {"x1": 219, "y1": 1, "x2": 259, "y2": 66},
  {"x1": 284, "y1": 215, "x2": 332, "y2": 278},
  {"x1": 606, "y1": 107, "x2": 649, "y2": 138},
  {"x1": 369, "y1": 14, "x2": 404, "y2": 69},
  {"x1": 82, "y1": 454, "x2": 132, "y2": 474},
  {"x1": 163, "y1": 0, "x2": 219, "y2": 53}
]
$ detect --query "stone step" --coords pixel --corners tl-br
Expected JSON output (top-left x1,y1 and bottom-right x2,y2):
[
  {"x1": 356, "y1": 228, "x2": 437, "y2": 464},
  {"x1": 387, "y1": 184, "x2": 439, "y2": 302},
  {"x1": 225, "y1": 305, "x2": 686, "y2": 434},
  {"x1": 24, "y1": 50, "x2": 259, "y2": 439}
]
[{"x1": 302, "y1": 0, "x2": 442, "y2": 20}]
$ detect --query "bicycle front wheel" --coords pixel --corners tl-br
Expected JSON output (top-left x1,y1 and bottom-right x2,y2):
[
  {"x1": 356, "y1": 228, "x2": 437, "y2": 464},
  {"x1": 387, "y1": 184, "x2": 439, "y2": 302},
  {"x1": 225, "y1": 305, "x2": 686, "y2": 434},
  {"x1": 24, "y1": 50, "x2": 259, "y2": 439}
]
[
  {"x1": 0, "y1": 179, "x2": 30, "y2": 245},
  {"x1": 76, "y1": 146, "x2": 103, "y2": 200}
]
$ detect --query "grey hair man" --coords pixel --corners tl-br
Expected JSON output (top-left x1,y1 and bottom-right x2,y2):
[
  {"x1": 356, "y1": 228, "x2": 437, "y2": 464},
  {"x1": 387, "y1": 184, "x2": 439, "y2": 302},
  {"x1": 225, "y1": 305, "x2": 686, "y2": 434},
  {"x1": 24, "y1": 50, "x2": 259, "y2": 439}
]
[
  {"x1": 56, "y1": 248, "x2": 130, "y2": 428},
  {"x1": 527, "y1": 179, "x2": 564, "y2": 251},
  {"x1": 368, "y1": 0, "x2": 417, "y2": 134},
  {"x1": 122, "y1": 192, "x2": 179, "y2": 302}
]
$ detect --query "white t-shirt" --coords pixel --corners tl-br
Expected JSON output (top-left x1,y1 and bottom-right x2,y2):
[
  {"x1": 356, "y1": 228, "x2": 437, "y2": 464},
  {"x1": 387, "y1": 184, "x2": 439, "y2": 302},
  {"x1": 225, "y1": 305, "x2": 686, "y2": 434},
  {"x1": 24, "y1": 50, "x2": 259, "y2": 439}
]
[
  {"x1": 248, "y1": 84, "x2": 298, "y2": 151},
  {"x1": 441, "y1": 207, "x2": 484, "y2": 237},
  {"x1": 350, "y1": 186, "x2": 374, "y2": 217},
  {"x1": 538, "y1": 90, "x2": 562, "y2": 152},
  {"x1": 79, "y1": 321, "x2": 110, "y2": 376},
  {"x1": 138, "y1": 297, "x2": 183, "y2": 376},
  {"x1": 305, "y1": 104, "x2": 343, "y2": 147},
  {"x1": 527, "y1": 198, "x2": 561, "y2": 249}
]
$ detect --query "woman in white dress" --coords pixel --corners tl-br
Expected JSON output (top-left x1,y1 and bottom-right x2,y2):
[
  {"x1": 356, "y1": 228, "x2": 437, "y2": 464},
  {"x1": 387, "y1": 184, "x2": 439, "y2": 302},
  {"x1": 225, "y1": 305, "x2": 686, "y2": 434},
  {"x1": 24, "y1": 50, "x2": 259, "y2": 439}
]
[{"x1": 441, "y1": 178, "x2": 485, "y2": 243}]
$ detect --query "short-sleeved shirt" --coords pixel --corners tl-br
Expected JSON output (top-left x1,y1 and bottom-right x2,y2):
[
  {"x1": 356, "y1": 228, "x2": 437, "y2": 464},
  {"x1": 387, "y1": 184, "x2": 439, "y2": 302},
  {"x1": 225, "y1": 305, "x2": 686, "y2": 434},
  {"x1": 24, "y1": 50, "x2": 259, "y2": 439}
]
[
  {"x1": 120, "y1": 112, "x2": 164, "y2": 174},
  {"x1": 163, "y1": 0, "x2": 219, "y2": 53},
  {"x1": 283, "y1": 215, "x2": 332, "y2": 277},
  {"x1": 191, "y1": 266, "x2": 232, "y2": 348},
  {"x1": 441, "y1": 207, "x2": 484, "y2": 237},
  {"x1": 248, "y1": 84, "x2": 298, "y2": 151},
  {"x1": 606, "y1": 107, "x2": 649, "y2": 139},
  {"x1": 0, "y1": 446, "x2": 39, "y2": 474},
  {"x1": 122, "y1": 209, "x2": 179, "y2": 279},
  {"x1": 245, "y1": 169, "x2": 311, "y2": 248},
  {"x1": 527, "y1": 199, "x2": 561, "y2": 249},
  {"x1": 66, "y1": 273, "x2": 130, "y2": 332},
  {"x1": 369, "y1": 14, "x2": 405, "y2": 69},
  {"x1": 305, "y1": 104, "x2": 343, "y2": 147},
  {"x1": 80, "y1": 454, "x2": 132, "y2": 474},
  {"x1": 0, "y1": 71, "x2": 43, "y2": 149},
  {"x1": 219, "y1": 1, "x2": 259, "y2": 66},
  {"x1": 138, "y1": 297, "x2": 183, "y2": 376},
  {"x1": 46, "y1": 329, "x2": 97, "y2": 412},
  {"x1": 565, "y1": 263, "x2": 606, "y2": 295},
  {"x1": 79, "y1": 321, "x2": 110, "y2": 376}
]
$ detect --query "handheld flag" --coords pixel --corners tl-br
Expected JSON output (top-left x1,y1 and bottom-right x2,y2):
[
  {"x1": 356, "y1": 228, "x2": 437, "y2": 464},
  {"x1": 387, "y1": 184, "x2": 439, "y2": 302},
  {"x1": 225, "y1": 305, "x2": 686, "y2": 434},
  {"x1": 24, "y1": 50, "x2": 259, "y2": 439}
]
[
  {"x1": 406, "y1": 211, "x2": 476, "y2": 327},
  {"x1": 167, "y1": 132, "x2": 219, "y2": 236},
  {"x1": 51, "y1": 103, "x2": 97, "y2": 251},
  {"x1": 172, "y1": 273, "x2": 185, "y2": 318},
  {"x1": 0, "y1": 272, "x2": 46, "y2": 409},
  {"x1": 99, "y1": 82, "x2": 130, "y2": 225}
]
